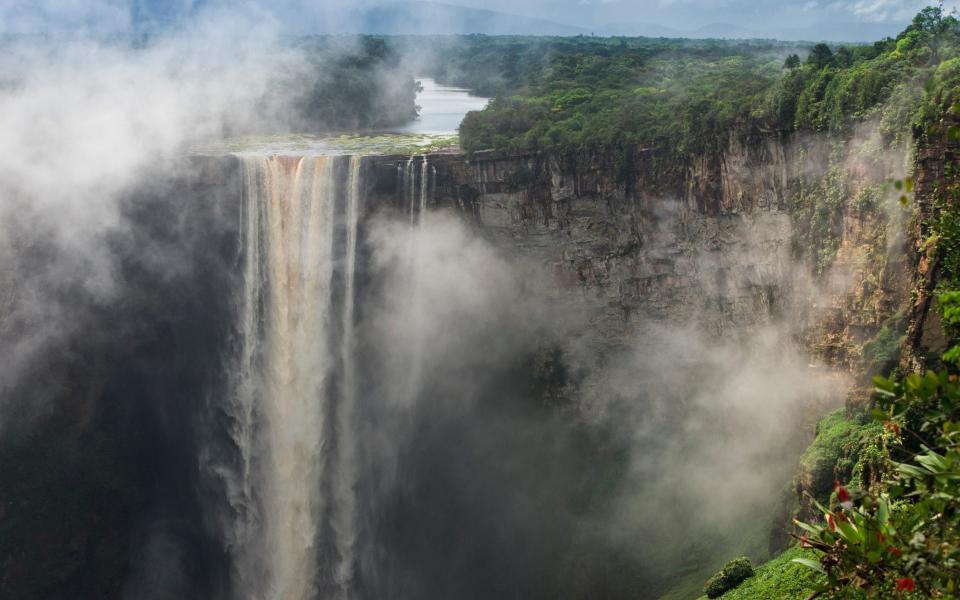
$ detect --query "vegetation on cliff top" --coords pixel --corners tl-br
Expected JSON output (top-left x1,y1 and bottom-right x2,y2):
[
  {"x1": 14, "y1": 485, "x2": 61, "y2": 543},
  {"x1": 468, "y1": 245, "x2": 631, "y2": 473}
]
[
  {"x1": 456, "y1": 7, "x2": 960, "y2": 157},
  {"x1": 456, "y1": 39, "x2": 784, "y2": 155}
]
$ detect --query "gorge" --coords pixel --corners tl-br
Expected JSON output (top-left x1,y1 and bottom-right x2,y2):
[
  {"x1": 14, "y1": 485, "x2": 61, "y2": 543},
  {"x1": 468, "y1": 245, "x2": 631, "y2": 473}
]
[
  {"x1": 3, "y1": 11, "x2": 960, "y2": 600},
  {"x1": 0, "y1": 125, "x2": 927, "y2": 600},
  {"x1": 149, "y1": 115, "x2": 915, "y2": 598}
]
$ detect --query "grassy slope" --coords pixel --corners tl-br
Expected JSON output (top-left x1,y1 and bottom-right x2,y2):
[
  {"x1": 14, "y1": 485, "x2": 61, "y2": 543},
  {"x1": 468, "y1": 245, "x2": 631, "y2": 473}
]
[
  {"x1": 657, "y1": 523, "x2": 788, "y2": 600},
  {"x1": 699, "y1": 546, "x2": 818, "y2": 600},
  {"x1": 661, "y1": 546, "x2": 817, "y2": 600}
]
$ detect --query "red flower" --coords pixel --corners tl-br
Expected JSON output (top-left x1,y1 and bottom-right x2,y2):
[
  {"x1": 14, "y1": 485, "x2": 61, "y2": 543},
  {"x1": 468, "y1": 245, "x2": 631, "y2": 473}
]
[
  {"x1": 885, "y1": 420, "x2": 901, "y2": 436},
  {"x1": 889, "y1": 546, "x2": 902, "y2": 557},
  {"x1": 834, "y1": 482, "x2": 850, "y2": 501},
  {"x1": 895, "y1": 577, "x2": 915, "y2": 592},
  {"x1": 827, "y1": 514, "x2": 836, "y2": 531},
  {"x1": 834, "y1": 482, "x2": 853, "y2": 508}
]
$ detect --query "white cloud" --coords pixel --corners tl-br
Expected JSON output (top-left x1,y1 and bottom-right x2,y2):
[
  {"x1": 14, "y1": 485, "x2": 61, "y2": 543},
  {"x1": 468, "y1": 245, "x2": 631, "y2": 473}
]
[{"x1": 842, "y1": 0, "x2": 928, "y2": 22}]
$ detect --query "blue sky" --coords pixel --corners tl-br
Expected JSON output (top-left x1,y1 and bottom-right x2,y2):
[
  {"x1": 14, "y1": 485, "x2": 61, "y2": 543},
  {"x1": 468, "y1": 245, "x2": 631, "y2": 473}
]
[{"x1": 0, "y1": 0, "x2": 952, "y2": 40}]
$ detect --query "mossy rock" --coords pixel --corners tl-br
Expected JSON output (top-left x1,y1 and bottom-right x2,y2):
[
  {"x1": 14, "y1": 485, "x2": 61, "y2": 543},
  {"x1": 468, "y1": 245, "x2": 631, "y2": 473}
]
[
  {"x1": 703, "y1": 557, "x2": 753, "y2": 598},
  {"x1": 798, "y1": 409, "x2": 882, "y2": 502}
]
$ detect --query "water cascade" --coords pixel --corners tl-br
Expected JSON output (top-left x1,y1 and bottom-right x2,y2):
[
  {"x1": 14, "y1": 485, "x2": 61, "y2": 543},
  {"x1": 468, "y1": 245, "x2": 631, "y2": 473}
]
[
  {"x1": 399, "y1": 155, "x2": 434, "y2": 222},
  {"x1": 221, "y1": 154, "x2": 364, "y2": 600}
]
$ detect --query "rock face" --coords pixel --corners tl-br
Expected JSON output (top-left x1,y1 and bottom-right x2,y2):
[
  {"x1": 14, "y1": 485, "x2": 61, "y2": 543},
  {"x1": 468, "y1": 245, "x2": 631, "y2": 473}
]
[
  {"x1": 368, "y1": 132, "x2": 922, "y2": 557},
  {"x1": 364, "y1": 131, "x2": 922, "y2": 562},
  {"x1": 368, "y1": 126, "x2": 914, "y2": 375},
  {"x1": 902, "y1": 117, "x2": 960, "y2": 370}
]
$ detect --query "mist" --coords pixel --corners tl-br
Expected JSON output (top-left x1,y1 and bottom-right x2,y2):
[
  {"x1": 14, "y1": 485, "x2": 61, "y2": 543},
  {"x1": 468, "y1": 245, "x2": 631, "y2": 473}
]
[{"x1": 323, "y1": 200, "x2": 846, "y2": 598}]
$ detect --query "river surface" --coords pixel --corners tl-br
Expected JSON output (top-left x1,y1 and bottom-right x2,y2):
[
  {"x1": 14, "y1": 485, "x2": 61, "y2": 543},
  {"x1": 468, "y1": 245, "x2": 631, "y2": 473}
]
[{"x1": 392, "y1": 77, "x2": 490, "y2": 135}]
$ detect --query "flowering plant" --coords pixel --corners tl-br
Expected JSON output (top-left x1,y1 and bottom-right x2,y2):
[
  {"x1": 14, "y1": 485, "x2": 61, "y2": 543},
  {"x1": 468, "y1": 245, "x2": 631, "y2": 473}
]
[{"x1": 792, "y1": 292, "x2": 960, "y2": 596}]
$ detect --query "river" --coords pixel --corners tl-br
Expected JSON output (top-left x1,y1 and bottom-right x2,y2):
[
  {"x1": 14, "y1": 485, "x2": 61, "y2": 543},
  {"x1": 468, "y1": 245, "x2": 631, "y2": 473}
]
[{"x1": 393, "y1": 77, "x2": 490, "y2": 135}]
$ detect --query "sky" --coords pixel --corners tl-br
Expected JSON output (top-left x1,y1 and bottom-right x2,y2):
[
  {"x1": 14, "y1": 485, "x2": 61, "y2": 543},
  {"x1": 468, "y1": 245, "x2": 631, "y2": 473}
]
[{"x1": 0, "y1": 0, "x2": 956, "y2": 40}]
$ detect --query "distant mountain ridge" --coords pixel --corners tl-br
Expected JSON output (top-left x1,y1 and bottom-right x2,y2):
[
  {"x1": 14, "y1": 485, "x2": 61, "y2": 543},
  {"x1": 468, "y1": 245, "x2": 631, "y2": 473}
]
[
  {"x1": 596, "y1": 19, "x2": 905, "y2": 42},
  {"x1": 343, "y1": 3, "x2": 907, "y2": 42},
  {"x1": 126, "y1": 0, "x2": 908, "y2": 42},
  {"x1": 321, "y1": 1, "x2": 588, "y2": 36}
]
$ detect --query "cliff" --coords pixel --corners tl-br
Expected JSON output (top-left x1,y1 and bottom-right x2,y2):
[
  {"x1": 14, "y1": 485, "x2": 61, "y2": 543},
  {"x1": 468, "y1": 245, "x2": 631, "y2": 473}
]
[
  {"x1": 364, "y1": 128, "x2": 923, "y2": 559},
  {"x1": 901, "y1": 115, "x2": 960, "y2": 370},
  {"x1": 366, "y1": 127, "x2": 915, "y2": 377}
]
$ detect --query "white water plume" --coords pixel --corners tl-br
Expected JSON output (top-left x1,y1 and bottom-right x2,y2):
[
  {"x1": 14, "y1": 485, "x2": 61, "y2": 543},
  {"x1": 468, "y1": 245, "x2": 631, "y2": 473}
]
[{"x1": 223, "y1": 154, "x2": 363, "y2": 600}]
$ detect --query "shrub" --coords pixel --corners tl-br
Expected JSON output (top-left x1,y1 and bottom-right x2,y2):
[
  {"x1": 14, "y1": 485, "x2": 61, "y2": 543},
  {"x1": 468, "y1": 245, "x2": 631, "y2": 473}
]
[
  {"x1": 713, "y1": 546, "x2": 817, "y2": 599},
  {"x1": 703, "y1": 557, "x2": 754, "y2": 598}
]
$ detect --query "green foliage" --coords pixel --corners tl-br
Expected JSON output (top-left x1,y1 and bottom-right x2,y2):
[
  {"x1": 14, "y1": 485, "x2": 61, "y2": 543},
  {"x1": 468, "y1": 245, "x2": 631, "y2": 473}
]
[
  {"x1": 789, "y1": 149, "x2": 848, "y2": 276},
  {"x1": 446, "y1": 7, "x2": 960, "y2": 158},
  {"x1": 862, "y1": 312, "x2": 907, "y2": 375},
  {"x1": 930, "y1": 189, "x2": 960, "y2": 292},
  {"x1": 941, "y1": 291, "x2": 960, "y2": 329},
  {"x1": 807, "y1": 44, "x2": 834, "y2": 69},
  {"x1": 800, "y1": 409, "x2": 884, "y2": 500},
  {"x1": 854, "y1": 185, "x2": 882, "y2": 216},
  {"x1": 703, "y1": 557, "x2": 754, "y2": 598},
  {"x1": 459, "y1": 46, "x2": 781, "y2": 155},
  {"x1": 940, "y1": 291, "x2": 960, "y2": 368},
  {"x1": 770, "y1": 6, "x2": 960, "y2": 139},
  {"x1": 793, "y1": 367, "x2": 960, "y2": 597}
]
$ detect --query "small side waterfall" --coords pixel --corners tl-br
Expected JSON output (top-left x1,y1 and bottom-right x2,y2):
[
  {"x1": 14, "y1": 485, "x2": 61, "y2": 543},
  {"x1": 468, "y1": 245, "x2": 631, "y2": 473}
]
[
  {"x1": 419, "y1": 156, "x2": 430, "y2": 215},
  {"x1": 395, "y1": 155, "x2": 434, "y2": 411},
  {"x1": 405, "y1": 156, "x2": 416, "y2": 224},
  {"x1": 218, "y1": 154, "x2": 364, "y2": 600},
  {"x1": 400, "y1": 155, "x2": 434, "y2": 222}
]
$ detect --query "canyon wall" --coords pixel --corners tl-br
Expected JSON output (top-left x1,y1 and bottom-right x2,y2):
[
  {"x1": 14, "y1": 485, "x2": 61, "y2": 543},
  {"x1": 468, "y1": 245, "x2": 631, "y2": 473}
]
[{"x1": 368, "y1": 127, "x2": 915, "y2": 382}]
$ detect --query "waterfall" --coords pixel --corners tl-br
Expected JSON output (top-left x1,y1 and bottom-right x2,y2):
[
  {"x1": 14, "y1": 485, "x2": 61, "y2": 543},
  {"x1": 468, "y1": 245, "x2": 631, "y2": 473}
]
[
  {"x1": 332, "y1": 155, "x2": 361, "y2": 596},
  {"x1": 400, "y1": 155, "x2": 433, "y2": 221},
  {"x1": 215, "y1": 152, "x2": 434, "y2": 599},
  {"x1": 405, "y1": 156, "x2": 416, "y2": 224},
  {"x1": 396, "y1": 155, "x2": 433, "y2": 409},
  {"x1": 222, "y1": 154, "x2": 363, "y2": 600},
  {"x1": 420, "y1": 156, "x2": 430, "y2": 215}
]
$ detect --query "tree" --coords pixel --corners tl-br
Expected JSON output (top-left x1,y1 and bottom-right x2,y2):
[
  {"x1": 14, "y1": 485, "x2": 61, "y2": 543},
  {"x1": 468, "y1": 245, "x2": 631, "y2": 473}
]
[
  {"x1": 899, "y1": 5, "x2": 960, "y2": 63},
  {"x1": 807, "y1": 44, "x2": 834, "y2": 69},
  {"x1": 833, "y1": 46, "x2": 852, "y2": 68},
  {"x1": 784, "y1": 54, "x2": 801, "y2": 70}
]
